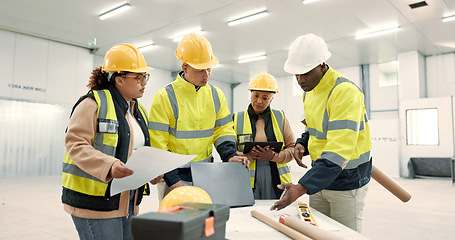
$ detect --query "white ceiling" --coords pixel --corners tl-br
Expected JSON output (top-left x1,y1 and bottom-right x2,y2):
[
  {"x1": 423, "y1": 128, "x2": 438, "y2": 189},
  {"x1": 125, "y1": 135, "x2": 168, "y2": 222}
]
[{"x1": 1, "y1": 0, "x2": 454, "y2": 84}]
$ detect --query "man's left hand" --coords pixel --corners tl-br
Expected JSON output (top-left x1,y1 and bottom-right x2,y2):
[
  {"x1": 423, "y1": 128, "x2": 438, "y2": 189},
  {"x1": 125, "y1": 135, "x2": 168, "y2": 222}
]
[
  {"x1": 270, "y1": 183, "x2": 307, "y2": 211},
  {"x1": 228, "y1": 156, "x2": 250, "y2": 170}
]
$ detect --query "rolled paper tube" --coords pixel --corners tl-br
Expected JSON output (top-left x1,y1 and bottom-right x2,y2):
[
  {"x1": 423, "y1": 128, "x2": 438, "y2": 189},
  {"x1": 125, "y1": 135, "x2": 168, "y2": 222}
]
[
  {"x1": 372, "y1": 164, "x2": 412, "y2": 202},
  {"x1": 279, "y1": 214, "x2": 343, "y2": 240},
  {"x1": 251, "y1": 210, "x2": 312, "y2": 240}
]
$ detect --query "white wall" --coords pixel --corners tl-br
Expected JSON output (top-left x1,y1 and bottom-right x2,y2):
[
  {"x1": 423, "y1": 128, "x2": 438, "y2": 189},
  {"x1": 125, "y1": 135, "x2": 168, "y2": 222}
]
[
  {"x1": 399, "y1": 97, "x2": 454, "y2": 176},
  {"x1": 337, "y1": 66, "x2": 361, "y2": 88},
  {"x1": 398, "y1": 51, "x2": 426, "y2": 100},
  {"x1": 369, "y1": 63, "x2": 399, "y2": 111},
  {"x1": 0, "y1": 29, "x2": 93, "y2": 105},
  {"x1": 426, "y1": 53, "x2": 455, "y2": 98},
  {"x1": 0, "y1": 29, "x2": 93, "y2": 177},
  {"x1": 369, "y1": 112, "x2": 400, "y2": 177},
  {"x1": 368, "y1": 63, "x2": 400, "y2": 176}
]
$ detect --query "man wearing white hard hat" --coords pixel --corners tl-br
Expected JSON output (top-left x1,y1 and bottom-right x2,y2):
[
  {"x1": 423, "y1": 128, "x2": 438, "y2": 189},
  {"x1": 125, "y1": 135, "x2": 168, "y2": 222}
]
[{"x1": 271, "y1": 34, "x2": 372, "y2": 232}]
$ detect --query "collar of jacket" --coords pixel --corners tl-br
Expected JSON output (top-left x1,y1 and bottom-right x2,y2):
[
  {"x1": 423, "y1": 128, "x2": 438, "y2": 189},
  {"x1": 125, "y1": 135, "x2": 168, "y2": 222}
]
[
  {"x1": 178, "y1": 71, "x2": 202, "y2": 91},
  {"x1": 109, "y1": 84, "x2": 138, "y2": 115},
  {"x1": 247, "y1": 104, "x2": 276, "y2": 142},
  {"x1": 312, "y1": 65, "x2": 334, "y2": 93}
]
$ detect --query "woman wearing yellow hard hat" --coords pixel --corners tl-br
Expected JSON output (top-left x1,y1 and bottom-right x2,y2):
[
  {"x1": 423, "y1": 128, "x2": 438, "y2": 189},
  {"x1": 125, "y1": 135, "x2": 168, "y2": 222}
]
[
  {"x1": 62, "y1": 43, "x2": 156, "y2": 240},
  {"x1": 233, "y1": 72, "x2": 296, "y2": 199}
]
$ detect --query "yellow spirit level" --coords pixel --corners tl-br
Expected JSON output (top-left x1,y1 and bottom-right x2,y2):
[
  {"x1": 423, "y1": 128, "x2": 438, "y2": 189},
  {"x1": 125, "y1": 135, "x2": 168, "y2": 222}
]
[{"x1": 297, "y1": 203, "x2": 318, "y2": 226}]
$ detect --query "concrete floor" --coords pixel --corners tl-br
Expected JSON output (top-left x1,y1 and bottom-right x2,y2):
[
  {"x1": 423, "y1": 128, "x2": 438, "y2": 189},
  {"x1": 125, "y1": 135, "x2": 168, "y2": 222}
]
[{"x1": 1, "y1": 173, "x2": 454, "y2": 239}]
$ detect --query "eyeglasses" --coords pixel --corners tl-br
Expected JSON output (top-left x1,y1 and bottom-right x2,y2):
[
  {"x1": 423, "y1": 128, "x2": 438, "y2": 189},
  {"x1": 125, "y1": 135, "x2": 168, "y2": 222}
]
[{"x1": 121, "y1": 73, "x2": 150, "y2": 84}]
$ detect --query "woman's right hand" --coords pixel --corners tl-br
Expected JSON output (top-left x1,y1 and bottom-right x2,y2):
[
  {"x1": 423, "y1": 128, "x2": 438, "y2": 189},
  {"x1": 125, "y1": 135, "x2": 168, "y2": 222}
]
[
  {"x1": 110, "y1": 161, "x2": 134, "y2": 179},
  {"x1": 150, "y1": 174, "x2": 164, "y2": 185},
  {"x1": 169, "y1": 181, "x2": 184, "y2": 191},
  {"x1": 294, "y1": 143, "x2": 307, "y2": 168}
]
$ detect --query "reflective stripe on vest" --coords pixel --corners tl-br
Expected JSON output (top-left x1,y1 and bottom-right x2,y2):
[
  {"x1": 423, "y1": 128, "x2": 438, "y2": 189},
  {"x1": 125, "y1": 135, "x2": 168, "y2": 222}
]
[
  {"x1": 164, "y1": 84, "x2": 221, "y2": 139},
  {"x1": 233, "y1": 109, "x2": 292, "y2": 188},
  {"x1": 304, "y1": 77, "x2": 371, "y2": 169},
  {"x1": 62, "y1": 90, "x2": 119, "y2": 196},
  {"x1": 136, "y1": 102, "x2": 149, "y2": 128},
  {"x1": 155, "y1": 83, "x2": 232, "y2": 169}
]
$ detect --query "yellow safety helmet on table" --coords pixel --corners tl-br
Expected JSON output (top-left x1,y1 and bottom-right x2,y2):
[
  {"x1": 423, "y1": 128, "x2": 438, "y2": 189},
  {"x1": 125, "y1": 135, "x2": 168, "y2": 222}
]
[{"x1": 158, "y1": 186, "x2": 212, "y2": 211}]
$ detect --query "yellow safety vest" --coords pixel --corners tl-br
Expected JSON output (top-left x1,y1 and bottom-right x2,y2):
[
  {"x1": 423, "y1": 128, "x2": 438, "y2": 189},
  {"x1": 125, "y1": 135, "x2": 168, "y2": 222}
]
[
  {"x1": 62, "y1": 89, "x2": 148, "y2": 196},
  {"x1": 148, "y1": 74, "x2": 236, "y2": 166},
  {"x1": 303, "y1": 67, "x2": 372, "y2": 169},
  {"x1": 233, "y1": 109, "x2": 292, "y2": 188}
]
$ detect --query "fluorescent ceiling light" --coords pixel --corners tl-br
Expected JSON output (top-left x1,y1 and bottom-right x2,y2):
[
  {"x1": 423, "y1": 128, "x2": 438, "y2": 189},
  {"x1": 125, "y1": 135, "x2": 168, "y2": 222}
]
[
  {"x1": 355, "y1": 27, "x2": 401, "y2": 40},
  {"x1": 99, "y1": 3, "x2": 131, "y2": 20},
  {"x1": 228, "y1": 11, "x2": 268, "y2": 26},
  {"x1": 303, "y1": 0, "x2": 319, "y2": 4},
  {"x1": 172, "y1": 30, "x2": 204, "y2": 42},
  {"x1": 238, "y1": 54, "x2": 267, "y2": 64},
  {"x1": 138, "y1": 43, "x2": 155, "y2": 52},
  {"x1": 442, "y1": 15, "x2": 455, "y2": 22}
]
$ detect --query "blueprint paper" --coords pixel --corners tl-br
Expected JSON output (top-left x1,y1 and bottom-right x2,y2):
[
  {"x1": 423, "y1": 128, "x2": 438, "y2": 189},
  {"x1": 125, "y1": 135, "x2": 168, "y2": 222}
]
[{"x1": 110, "y1": 146, "x2": 196, "y2": 196}]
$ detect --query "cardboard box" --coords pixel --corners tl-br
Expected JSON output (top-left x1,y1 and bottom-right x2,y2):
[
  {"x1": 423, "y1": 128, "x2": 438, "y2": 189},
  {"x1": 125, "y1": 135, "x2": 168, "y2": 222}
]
[{"x1": 131, "y1": 202, "x2": 229, "y2": 240}]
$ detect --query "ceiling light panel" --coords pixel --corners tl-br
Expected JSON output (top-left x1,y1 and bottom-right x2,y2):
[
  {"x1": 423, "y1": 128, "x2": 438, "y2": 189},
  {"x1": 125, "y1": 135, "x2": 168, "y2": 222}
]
[
  {"x1": 99, "y1": 3, "x2": 131, "y2": 20},
  {"x1": 238, "y1": 54, "x2": 267, "y2": 64},
  {"x1": 442, "y1": 15, "x2": 455, "y2": 23},
  {"x1": 138, "y1": 43, "x2": 155, "y2": 52},
  {"x1": 171, "y1": 29, "x2": 203, "y2": 42},
  {"x1": 355, "y1": 27, "x2": 401, "y2": 40},
  {"x1": 303, "y1": 0, "x2": 320, "y2": 5},
  {"x1": 228, "y1": 11, "x2": 268, "y2": 27}
]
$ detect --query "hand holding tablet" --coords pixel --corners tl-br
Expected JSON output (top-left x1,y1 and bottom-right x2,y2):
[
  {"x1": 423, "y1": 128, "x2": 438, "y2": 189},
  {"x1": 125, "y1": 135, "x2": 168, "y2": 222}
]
[{"x1": 242, "y1": 141, "x2": 283, "y2": 154}]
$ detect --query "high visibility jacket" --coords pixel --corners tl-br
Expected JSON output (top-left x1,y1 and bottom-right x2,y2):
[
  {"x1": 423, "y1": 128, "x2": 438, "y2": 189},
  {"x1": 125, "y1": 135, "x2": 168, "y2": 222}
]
[
  {"x1": 148, "y1": 73, "x2": 236, "y2": 170},
  {"x1": 298, "y1": 67, "x2": 372, "y2": 194},
  {"x1": 62, "y1": 88, "x2": 150, "y2": 210},
  {"x1": 233, "y1": 109, "x2": 292, "y2": 188}
]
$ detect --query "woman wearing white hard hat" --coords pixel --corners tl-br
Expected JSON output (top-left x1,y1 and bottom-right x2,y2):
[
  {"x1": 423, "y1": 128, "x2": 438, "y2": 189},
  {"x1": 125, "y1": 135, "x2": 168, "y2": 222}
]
[
  {"x1": 271, "y1": 34, "x2": 373, "y2": 233},
  {"x1": 233, "y1": 72, "x2": 296, "y2": 199},
  {"x1": 62, "y1": 43, "x2": 158, "y2": 239}
]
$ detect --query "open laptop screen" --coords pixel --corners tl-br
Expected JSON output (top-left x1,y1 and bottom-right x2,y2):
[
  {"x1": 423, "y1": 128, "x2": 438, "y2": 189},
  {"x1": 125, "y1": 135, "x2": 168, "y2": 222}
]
[{"x1": 191, "y1": 162, "x2": 255, "y2": 208}]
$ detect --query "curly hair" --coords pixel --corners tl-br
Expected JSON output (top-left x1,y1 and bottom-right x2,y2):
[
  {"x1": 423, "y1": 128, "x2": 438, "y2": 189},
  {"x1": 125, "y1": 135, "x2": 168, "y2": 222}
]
[{"x1": 87, "y1": 66, "x2": 112, "y2": 90}]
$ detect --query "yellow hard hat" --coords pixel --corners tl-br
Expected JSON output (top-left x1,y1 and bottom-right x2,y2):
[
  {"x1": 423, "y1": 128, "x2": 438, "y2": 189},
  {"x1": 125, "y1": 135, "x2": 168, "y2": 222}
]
[
  {"x1": 158, "y1": 186, "x2": 212, "y2": 211},
  {"x1": 175, "y1": 33, "x2": 218, "y2": 69},
  {"x1": 248, "y1": 72, "x2": 279, "y2": 93},
  {"x1": 102, "y1": 43, "x2": 153, "y2": 73}
]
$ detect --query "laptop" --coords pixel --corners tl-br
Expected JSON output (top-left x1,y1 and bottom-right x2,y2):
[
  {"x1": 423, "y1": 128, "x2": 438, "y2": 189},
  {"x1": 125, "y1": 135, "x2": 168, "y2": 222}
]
[{"x1": 191, "y1": 162, "x2": 255, "y2": 208}]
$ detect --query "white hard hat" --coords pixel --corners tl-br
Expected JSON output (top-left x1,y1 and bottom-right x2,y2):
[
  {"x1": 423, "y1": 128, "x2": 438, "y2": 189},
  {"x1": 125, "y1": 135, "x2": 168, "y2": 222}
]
[{"x1": 284, "y1": 34, "x2": 331, "y2": 74}]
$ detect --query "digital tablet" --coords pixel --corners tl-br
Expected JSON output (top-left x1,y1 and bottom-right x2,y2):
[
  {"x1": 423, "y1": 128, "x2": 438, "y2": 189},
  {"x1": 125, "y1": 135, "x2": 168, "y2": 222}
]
[{"x1": 242, "y1": 141, "x2": 283, "y2": 154}]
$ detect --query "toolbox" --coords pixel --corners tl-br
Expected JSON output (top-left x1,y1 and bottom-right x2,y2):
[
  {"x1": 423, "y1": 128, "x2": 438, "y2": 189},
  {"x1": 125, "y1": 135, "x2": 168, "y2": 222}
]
[{"x1": 131, "y1": 202, "x2": 230, "y2": 240}]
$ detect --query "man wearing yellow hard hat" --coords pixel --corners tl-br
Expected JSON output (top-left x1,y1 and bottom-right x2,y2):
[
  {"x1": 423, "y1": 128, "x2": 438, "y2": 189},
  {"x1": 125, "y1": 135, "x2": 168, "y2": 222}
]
[
  {"x1": 270, "y1": 34, "x2": 372, "y2": 232},
  {"x1": 148, "y1": 33, "x2": 249, "y2": 200},
  {"x1": 233, "y1": 72, "x2": 296, "y2": 200}
]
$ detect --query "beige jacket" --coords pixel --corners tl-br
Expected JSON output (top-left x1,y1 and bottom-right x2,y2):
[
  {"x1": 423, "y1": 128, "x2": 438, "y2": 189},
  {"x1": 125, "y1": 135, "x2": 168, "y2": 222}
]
[{"x1": 63, "y1": 97, "x2": 141, "y2": 219}]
